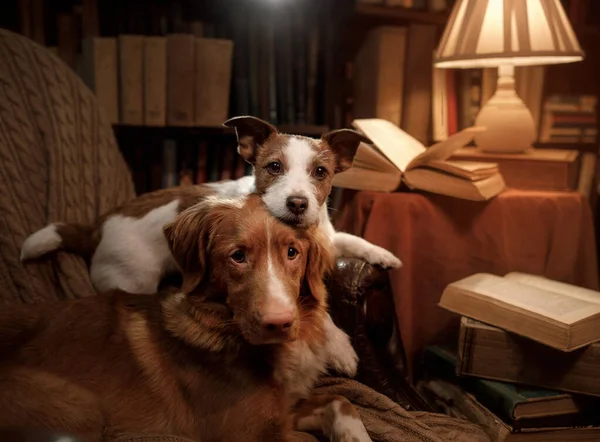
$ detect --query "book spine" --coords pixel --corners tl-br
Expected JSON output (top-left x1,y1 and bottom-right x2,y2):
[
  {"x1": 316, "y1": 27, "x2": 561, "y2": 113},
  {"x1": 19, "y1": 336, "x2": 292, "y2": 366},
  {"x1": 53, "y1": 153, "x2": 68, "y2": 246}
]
[
  {"x1": 195, "y1": 141, "x2": 208, "y2": 184},
  {"x1": 425, "y1": 347, "x2": 524, "y2": 423},
  {"x1": 306, "y1": 28, "x2": 319, "y2": 125},
  {"x1": 457, "y1": 320, "x2": 600, "y2": 397},
  {"x1": 57, "y1": 13, "x2": 77, "y2": 70},
  {"x1": 143, "y1": 36, "x2": 167, "y2": 127},
  {"x1": 162, "y1": 139, "x2": 178, "y2": 188},
  {"x1": 194, "y1": 38, "x2": 234, "y2": 127},
  {"x1": 82, "y1": 37, "x2": 120, "y2": 125},
  {"x1": 446, "y1": 69, "x2": 458, "y2": 135},
  {"x1": 119, "y1": 35, "x2": 144, "y2": 125},
  {"x1": 167, "y1": 34, "x2": 195, "y2": 126}
]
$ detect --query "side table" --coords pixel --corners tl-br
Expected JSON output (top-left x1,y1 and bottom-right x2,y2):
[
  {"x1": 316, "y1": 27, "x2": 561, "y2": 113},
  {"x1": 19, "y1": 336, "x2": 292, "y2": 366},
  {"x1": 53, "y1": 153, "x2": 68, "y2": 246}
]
[{"x1": 334, "y1": 189, "x2": 599, "y2": 379}]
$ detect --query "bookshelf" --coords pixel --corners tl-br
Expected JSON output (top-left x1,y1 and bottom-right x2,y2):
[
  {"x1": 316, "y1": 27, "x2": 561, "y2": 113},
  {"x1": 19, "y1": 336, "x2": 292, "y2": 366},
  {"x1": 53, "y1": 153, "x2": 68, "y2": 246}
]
[{"x1": 113, "y1": 124, "x2": 329, "y2": 139}]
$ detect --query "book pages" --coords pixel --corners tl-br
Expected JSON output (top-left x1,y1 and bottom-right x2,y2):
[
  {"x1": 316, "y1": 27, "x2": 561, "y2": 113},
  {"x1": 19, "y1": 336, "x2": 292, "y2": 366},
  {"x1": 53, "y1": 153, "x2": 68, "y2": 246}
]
[
  {"x1": 352, "y1": 118, "x2": 425, "y2": 172},
  {"x1": 406, "y1": 126, "x2": 487, "y2": 171},
  {"x1": 505, "y1": 272, "x2": 600, "y2": 306},
  {"x1": 451, "y1": 274, "x2": 600, "y2": 325}
]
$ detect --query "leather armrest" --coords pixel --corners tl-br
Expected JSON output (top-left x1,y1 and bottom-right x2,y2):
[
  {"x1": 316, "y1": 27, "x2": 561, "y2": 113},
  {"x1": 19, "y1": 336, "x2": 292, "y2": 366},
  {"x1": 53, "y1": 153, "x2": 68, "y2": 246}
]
[
  {"x1": 326, "y1": 258, "x2": 405, "y2": 372},
  {"x1": 326, "y1": 258, "x2": 432, "y2": 412}
]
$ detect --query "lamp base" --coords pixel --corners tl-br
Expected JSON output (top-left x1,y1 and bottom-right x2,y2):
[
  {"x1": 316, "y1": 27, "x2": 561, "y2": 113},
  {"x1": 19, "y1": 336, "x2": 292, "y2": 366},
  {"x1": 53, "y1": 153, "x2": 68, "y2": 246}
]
[{"x1": 473, "y1": 65, "x2": 536, "y2": 154}]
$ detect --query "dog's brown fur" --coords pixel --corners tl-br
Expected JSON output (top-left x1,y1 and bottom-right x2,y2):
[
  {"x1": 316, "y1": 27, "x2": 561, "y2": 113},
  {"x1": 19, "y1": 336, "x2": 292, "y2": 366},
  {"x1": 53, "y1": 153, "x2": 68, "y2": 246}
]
[{"x1": 0, "y1": 194, "x2": 333, "y2": 442}]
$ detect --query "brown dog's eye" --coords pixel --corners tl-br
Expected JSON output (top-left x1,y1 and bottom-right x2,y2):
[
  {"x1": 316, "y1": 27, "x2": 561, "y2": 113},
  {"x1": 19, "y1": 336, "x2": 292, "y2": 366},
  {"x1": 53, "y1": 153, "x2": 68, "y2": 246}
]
[
  {"x1": 314, "y1": 166, "x2": 328, "y2": 179},
  {"x1": 287, "y1": 247, "x2": 298, "y2": 260},
  {"x1": 266, "y1": 162, "x2": 282, "y2": 175},
  {"x1": 231, "y1": 250, "x2": 246, "y2": 263}
]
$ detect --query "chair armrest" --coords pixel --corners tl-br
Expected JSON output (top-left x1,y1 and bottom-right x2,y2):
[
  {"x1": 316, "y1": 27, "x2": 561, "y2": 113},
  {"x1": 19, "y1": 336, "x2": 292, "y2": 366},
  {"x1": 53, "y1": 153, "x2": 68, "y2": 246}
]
[{"x1": 326, "y1": 258, "x2": 432, "y2": 412}]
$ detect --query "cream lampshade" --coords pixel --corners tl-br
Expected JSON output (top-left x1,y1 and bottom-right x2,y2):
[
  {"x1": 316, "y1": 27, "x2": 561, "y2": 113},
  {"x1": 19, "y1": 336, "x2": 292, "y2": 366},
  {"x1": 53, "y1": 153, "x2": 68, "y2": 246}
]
[{"x1": 434, "y1": 0, "x2": 584, "y2": 153}]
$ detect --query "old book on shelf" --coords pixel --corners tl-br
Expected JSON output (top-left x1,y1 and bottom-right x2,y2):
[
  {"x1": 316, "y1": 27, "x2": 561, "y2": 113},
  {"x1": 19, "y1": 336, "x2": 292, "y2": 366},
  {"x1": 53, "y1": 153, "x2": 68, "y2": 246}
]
[
  {"x1": 401, "y1": 24, "x2": 437, "y2": 144},
  {"x1": 332, "y1": 118, "x2": 505, "y2": 201},
  {"x1": 167, "y1": 34, "x2": 195, "y2": 126},
  {"x1": 353, "y1": 26, "x2": 406, "y2": 127},
  {"x1": 143, "y1": 36, "x2": 167, "y2": 126},
  {"x1": 440, "y1": 272, "x2": 600, "y2": 351},
  {"x1": 450, "y1": 148, "x2": 580, "y2": 191},
  {"x1": 81, "y1": 37, "x2": 119, "y2": 124},
  {"x1": 458, "y1": 317, "x2": 600, "y2": 397},
  {"x1": 195, "y1": 38, "x2": 234, "y2": 127},
  {"x1": 118, "y1": 35, "x2": 144, "y2": 125}
]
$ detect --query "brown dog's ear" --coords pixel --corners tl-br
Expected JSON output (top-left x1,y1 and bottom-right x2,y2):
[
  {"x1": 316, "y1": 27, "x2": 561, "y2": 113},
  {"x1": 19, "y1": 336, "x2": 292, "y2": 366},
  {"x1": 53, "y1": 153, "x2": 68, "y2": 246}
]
[
  {"x1": 223, "y1": 116, "x2": 278, "y2": 164},
  {"x1": 302, "y1": 230, "x2": 335, "y2": 305},
  {"x1": 163, "y1": 204, "x2": 211, "y2": 293},
  {"x1": 321, "y1": 129, "x2": 372, "y2": 173}
]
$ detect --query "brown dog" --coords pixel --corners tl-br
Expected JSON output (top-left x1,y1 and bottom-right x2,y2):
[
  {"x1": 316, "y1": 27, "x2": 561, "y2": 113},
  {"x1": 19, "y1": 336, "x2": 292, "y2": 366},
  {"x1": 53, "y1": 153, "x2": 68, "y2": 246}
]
[{"x1": 0, "y1": 194, "x2": 337, "y2": 442}]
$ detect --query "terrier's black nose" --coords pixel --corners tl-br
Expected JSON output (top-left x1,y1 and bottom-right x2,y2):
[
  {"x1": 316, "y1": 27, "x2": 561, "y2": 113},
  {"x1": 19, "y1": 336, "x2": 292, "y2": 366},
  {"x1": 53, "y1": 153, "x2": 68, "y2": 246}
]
[{"x1": 286, "y1": 196, "x2": 308, "y2": 215}]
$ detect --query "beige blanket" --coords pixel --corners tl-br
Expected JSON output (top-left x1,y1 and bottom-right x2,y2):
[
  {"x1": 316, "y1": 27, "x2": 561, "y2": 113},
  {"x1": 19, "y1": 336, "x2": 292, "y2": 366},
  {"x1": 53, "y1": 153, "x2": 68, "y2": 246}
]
[{"x1": 312, "y1": 377, "x2": 490, "y2": 442}]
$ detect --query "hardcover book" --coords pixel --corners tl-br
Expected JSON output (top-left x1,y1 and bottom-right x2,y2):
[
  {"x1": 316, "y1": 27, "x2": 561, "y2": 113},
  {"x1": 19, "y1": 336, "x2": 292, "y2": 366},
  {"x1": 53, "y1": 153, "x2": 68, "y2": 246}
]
[{"x1": 439, "y1": 272, "x2": 600, "y2": 351}]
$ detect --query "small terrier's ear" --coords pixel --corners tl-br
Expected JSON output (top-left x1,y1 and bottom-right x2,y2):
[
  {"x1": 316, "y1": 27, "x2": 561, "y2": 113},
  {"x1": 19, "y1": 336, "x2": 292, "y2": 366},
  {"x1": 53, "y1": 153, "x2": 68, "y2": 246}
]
[
  {"x1": 321, "y1": 129, "x2": 372, "y2": 173},
  {"x1": 223, "y1": 116, "x2": 278, "y2": 164}
]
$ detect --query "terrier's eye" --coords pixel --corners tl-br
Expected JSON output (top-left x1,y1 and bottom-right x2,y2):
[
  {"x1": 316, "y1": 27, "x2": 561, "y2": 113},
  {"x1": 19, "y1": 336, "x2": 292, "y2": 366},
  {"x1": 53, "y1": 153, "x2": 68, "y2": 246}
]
[
  {"x1": 231, "y1": 250, "x2": 246, "y2": 263},
  {"x1": 266, "y1": 162, "x2": 282, "y2": 175},
  {"x1": 287, "y1": 247, "x2": 298, "y2": 260},
  {"x1": 314, "y1": 166, "x2": 328, "y2": 179}
]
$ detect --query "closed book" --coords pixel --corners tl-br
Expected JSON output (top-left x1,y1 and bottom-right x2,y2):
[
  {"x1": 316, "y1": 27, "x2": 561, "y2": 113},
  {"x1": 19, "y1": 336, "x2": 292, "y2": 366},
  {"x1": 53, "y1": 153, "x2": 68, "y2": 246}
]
[
  {"x1": 306, "y1": 28, "x2": 319, "y2": 125},
  {"x1": 81, "y1": 37, "x2": 119, "y2": 124},
  {"x1": 195, "y1": 142, "x2": 208, "y2": 184},
  {"x1": 458, "y1": 317, "x2": 600, "y2": 398},
  {"x1": 194, "y1": 38, "x2": 234, "y2": 127},
  {"x1": 353, "y1": 26, "x2": 406, "y2": 127},
  {"x1": 143, "y1": 36, "x2": 167, "y2": 126},
  {"x1": 162, "y1": 139, "x2": 178, "y2": 188},
  {"x1": 423, "y1": 346, "x2": 598, "y2": 428},
  {"x1": 118, "y1": 35, "x2": 144, "y2": 125},
  {"x1": 450, "y1": 148, "x2": 580, "y2": 191},
  {"x1": 167, "y1": 34, "x2": 195, "y2": 126},
  {"x1": 418, "y1": 377, "x2": 600, "y2": 442},
  {"x1": 401, "y1": 24, "x2": 437, "y2": 144}
]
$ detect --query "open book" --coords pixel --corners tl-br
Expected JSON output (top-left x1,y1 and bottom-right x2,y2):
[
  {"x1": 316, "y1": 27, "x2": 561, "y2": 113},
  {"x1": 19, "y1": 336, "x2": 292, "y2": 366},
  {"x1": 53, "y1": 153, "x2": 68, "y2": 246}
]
[
  {"x1": 332, "y1": 118, "x2": 506, "y2": 201},
  {"x1": 439, "y1": 272, "x2": 600, "y2": 351}
]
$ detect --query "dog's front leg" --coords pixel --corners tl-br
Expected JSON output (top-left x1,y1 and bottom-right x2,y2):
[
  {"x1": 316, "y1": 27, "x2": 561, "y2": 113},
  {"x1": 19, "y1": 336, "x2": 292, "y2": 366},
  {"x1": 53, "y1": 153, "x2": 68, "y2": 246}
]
[
  {"x1": 294, "y1": 394, "x2": 372, "y2": 442},
  {"x1": 324, "y1": 314, "x2": 358, "y2": 378},
  {"x1": 319, "y1": 211, "x2": 401, "y2": 269}
]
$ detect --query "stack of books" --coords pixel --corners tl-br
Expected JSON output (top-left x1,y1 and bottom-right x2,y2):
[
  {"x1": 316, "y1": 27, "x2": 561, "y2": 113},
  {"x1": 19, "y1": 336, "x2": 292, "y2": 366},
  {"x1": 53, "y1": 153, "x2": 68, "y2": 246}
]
[
  {"x1": 420, "y1": 272, "x2": 600, "y2": 441},
  {"x1": 539, "y1": 95, "x2": 597, "y2": 144}
]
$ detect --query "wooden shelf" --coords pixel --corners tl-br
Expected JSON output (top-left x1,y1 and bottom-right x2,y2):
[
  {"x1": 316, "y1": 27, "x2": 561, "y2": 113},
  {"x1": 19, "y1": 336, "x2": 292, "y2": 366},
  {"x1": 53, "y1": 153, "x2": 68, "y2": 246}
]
[
  {"x1": 355, "y1": 3, "x2": 449, "y2": 26},
  {"x1": 112, "y1": 124, "x2": 330, "y2": 139},
  {"x1": 535, "y1": 142, "x2": 598, "y2": 154}
]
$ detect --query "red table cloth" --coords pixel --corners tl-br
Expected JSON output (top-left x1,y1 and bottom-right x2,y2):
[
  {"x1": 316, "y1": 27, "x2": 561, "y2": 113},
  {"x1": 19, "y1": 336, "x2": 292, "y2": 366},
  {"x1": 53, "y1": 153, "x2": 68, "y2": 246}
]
[{"x1": 335, "y1": 189, "x2": 599, "y2": 378}]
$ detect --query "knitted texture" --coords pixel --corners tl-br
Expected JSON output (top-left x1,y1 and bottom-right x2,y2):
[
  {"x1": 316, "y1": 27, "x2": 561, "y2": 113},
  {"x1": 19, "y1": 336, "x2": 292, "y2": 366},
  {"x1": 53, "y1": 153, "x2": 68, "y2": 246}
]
[{"x1": 0, "y1": 29, "x2": 135, "y2": 304}]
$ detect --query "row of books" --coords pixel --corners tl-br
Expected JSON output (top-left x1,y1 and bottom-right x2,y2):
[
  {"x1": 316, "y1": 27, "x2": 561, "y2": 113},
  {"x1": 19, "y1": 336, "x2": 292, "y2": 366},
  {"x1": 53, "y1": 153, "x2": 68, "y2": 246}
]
[
  {"x1": 539, "y1": 95, "x2": 598, "y2": 144},
  {"x1": 82, "y1": 33, "x2": 234, "y2": 128},
  {"x1": 422, "y1": 272, "x2": 600, "y2": 440},
  {"x1": 356, "y1": 24, "x2": 597, "y2": 147},
  {"x1": 357, "y1": 0, "x2": 450, "y2": 11},
  {"x1": 160, "y1": 140, "x2": 251, "y2": 190}
]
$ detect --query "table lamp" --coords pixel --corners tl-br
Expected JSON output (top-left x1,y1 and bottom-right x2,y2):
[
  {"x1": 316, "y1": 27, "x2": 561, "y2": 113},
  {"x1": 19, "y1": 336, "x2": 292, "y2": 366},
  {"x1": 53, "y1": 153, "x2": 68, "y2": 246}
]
[{"x1": 434, "y1": 0, "x2": 584, "y2": 153}]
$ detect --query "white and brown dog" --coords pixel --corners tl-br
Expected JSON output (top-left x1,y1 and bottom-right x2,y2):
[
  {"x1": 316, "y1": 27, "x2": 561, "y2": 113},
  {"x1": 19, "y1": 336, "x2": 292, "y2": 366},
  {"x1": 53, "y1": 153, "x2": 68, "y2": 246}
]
[{"x1": 21, "y1": 116, "x2": 401, "y2": 378}]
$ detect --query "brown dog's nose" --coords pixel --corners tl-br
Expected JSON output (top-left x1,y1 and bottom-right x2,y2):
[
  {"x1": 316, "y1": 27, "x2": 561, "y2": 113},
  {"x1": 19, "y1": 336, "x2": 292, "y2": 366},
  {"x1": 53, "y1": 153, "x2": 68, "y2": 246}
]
[
  {"x1": 286, "y1": 196, "x2": 308, "y2": 215},
  {"x1": 261, "y1": 309, "x2": 295, "y2": 335}
]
